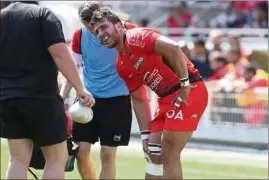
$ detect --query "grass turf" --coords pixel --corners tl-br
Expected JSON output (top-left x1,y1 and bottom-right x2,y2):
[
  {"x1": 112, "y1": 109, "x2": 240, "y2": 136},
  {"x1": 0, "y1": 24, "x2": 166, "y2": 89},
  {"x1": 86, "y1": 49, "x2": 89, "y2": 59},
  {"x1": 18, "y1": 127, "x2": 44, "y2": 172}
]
[{"x1": 1, "y1": 142, "x2": 267, "y2": 179}]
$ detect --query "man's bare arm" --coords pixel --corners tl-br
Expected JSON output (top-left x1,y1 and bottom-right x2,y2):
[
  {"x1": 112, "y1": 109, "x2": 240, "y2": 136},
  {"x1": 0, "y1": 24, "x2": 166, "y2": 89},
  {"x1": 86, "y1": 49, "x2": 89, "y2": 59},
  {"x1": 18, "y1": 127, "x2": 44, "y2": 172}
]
[
  {"x1": 131, "y1": 85, "x2": 152, "y2": 153},
  {"x1": 60, "y1": 51, "x2": 82, "y2": 104},
  {"x1": 131, "y1": 85, "x2": 151, "y2": 132},
  {"x1": 154, "y1": 35, "x2": 194, "y2": 107},
  {"x1": 153, "y1": 35, "x2": 189, "y2": 80},
  {"x1": 48, "y1": 43, "x2": 84, "y2": 93}
]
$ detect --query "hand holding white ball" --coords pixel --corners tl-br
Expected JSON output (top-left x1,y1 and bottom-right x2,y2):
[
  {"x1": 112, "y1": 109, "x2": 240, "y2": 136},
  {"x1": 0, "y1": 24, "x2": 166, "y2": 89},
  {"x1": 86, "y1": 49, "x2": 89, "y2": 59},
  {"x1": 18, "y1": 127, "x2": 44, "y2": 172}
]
[{"x1": 68, "y1": 101, "x2": 94, "y2": 124}]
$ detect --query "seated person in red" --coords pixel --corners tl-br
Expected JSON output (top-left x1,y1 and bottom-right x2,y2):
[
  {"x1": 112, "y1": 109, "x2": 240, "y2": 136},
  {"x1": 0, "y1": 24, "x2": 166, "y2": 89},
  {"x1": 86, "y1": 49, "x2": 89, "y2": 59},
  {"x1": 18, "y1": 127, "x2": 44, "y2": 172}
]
[
  {"x1": 167, "y1": 1, "x2": 192, "y2": 36},
  {"x1": 90, "y1": 8, "x2": 208, "y2": 179}
]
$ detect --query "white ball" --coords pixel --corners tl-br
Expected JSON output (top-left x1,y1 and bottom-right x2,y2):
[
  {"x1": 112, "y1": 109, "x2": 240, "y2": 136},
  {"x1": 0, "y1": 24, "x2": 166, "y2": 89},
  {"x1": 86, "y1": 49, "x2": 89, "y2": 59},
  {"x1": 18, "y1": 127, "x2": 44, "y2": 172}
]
[{"x1": 68, "y1": 101, "x2": 93, "y2": 124}]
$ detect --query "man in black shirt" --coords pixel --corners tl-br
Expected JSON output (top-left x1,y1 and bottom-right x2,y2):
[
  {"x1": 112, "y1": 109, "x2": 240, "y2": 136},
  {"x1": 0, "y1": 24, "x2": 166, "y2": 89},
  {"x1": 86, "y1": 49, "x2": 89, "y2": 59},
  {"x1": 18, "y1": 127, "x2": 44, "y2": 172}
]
[{"x1": 0, "y1": 1, "x2": 95, "y2": 179}]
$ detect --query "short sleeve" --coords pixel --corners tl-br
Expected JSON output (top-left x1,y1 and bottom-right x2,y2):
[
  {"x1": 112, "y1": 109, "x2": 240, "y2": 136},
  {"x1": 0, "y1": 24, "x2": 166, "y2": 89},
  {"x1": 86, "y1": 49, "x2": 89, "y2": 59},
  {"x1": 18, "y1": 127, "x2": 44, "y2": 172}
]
[
  {"x1": 71, "y1": 29, "x2": 82, "y2": 54},
  {"x1": 40, "y1": 8, "x2": 66, "y2": 48},
  {"x1": 126, "y1": 29, "x2": 161, "y2": 54}
]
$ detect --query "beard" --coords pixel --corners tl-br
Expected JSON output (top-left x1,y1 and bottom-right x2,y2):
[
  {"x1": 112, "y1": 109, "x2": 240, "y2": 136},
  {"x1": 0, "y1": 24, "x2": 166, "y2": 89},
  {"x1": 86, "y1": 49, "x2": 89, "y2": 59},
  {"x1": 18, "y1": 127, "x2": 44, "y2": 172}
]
[
  {"x1": 106, "y1": 28, "x2": 121, "y2": 48},
  {"x1": 106, "y1": 38, "x2": 118, "y2": 48}
]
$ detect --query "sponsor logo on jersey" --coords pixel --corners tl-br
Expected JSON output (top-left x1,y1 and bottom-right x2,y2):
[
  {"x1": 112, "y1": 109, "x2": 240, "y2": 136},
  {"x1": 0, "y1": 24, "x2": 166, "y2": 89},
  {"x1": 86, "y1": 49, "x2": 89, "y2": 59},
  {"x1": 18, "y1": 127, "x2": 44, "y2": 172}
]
[
  {"x1": 143, "y1": 68, "x2": 163, "y2": 91},
  {"x1": 134, "y1": 57, "x2": 144, "y2": 70}
]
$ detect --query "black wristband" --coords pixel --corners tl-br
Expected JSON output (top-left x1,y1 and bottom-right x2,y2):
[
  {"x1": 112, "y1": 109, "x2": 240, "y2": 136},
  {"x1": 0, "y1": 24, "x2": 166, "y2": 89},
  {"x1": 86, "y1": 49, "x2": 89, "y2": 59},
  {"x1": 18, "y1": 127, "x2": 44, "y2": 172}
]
[{"x1": 141, "y1": 130, "x2": 150, "y2": 135}]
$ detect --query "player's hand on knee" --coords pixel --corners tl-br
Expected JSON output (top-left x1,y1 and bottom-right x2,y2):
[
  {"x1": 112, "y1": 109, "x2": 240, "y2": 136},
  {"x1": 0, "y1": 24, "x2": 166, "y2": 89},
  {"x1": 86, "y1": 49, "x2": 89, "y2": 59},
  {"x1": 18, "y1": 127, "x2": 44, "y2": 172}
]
[{"x1": 77, "y1": 89, "x2": 95, "y2": 108}]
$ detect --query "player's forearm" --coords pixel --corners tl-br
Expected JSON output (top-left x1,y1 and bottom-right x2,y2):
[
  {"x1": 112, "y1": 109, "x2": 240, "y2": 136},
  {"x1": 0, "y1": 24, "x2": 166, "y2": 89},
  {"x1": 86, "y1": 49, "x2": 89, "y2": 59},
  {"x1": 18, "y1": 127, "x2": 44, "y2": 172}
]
[
  {"x1": 49, "y1": 43, "x2": 84, "y2": 93},
  {"x1": 131, "y1": 86, "x2": 151, "y2": 131},
  {"x1": 132, "y1": 98, "x2": 151, "y2": 131}
]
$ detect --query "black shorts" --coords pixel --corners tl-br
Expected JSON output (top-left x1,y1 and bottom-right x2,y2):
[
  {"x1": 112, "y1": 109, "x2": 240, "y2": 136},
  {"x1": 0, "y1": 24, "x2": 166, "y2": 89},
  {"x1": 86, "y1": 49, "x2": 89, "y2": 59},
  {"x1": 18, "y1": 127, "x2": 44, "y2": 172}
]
[
  {"x1": 0, "y1": 95, "x2": 67, "y2": 147},
  {"x1": 72, "y1": 95, "x2": 132, "y2": 147}
]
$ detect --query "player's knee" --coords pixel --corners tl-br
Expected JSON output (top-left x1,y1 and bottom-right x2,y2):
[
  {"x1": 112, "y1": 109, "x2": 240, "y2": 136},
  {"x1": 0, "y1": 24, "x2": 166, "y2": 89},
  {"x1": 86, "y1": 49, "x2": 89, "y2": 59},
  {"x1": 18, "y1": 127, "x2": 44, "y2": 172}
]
[
  {"x1": 10, "y1": 152, "x2": 32, "y2": 167},
  {"x1": 8, "y1": 139, "x2": 33, "y2": 166},
  {"x1": 145, "y1": 143, "x2": 163, "y2": 176},
  {"x1": 162, "y1": 137, "x2": 179, "y2": 154},
  {"x1": 162, "y1": 135, "x2": 173, "y2": 146},
  {"x1": 162, "y1": 137, "x2": 184, "y2": 164},
  {"x1": 100, "y1": 147, "x2": 116, "y2": 164},
  {"x1": 76, "y1": 143, "x2": 91, "y2": 161}
]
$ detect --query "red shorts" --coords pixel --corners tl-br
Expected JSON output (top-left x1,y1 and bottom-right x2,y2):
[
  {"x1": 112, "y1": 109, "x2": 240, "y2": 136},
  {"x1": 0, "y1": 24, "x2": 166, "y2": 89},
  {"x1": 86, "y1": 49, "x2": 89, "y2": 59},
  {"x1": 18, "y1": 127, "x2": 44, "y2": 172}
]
[{"x1": 150, "y1": 81, "x2": 208, "y2": 132}]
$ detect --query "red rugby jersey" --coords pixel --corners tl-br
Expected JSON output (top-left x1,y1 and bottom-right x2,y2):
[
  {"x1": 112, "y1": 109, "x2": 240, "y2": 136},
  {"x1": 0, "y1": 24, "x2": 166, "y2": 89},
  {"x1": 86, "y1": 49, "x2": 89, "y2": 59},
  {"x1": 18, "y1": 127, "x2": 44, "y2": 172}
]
[{"x1": 116, "y1": 28, "x2": 201, "y2": 97}]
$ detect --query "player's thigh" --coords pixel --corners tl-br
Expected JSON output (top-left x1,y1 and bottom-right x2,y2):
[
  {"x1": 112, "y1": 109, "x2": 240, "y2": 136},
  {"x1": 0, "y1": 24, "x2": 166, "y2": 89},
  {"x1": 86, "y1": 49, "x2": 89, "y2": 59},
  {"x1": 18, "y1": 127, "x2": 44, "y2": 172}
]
[
  {"x1": 0, "y1": 99, "x2": 31, "y2": 139},
  {"x1": 148, "y1": 132, "x2": 162, "y2": 145},
  {"x1": 7, "y1": 138, "x2": 33, "y2": 164},
  {"x1": 16, "y1": 96, "x2": 68, "y2": 147},
  {"x1": 76, "y1": 142, "x2": 92, "y2": 159},
  {"x1": 162, "y1": 82, "x2": 208, "y2": 158},
  {"x1": 150, "y1": 100, "x2": 168, "y2": 134},
  {"x1": 99, "y1": 95, "x2": 132, "y2": 147}
]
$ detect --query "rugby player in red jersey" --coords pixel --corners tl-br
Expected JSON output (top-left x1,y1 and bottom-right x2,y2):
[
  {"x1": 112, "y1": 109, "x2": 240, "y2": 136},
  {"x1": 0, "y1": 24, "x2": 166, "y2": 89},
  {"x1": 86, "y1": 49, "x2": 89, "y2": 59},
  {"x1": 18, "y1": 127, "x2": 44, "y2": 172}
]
[
  {"x1": 90, "y1": 8, "x2": 208, "y2": 180},
  {"x1": 62, "y1": 2, "x2": 152, "y2": 179}
]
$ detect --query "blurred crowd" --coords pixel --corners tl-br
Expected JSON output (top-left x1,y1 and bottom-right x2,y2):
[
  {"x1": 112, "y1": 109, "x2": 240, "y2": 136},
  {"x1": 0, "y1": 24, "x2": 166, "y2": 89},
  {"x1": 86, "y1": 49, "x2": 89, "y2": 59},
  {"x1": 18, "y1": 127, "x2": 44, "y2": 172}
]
[
  {"x1": 166, "y1": 1, "x2": 268, "y2": 32},
  {"x1": 176, "y1": 29, "x2": 268, "y2": 93},
  {"x1": 178, "y1": 28, "x2": 268, "y2": 127},
  {"x1": 177, "y1": 29, "x2": 268, "y2": 94}
]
